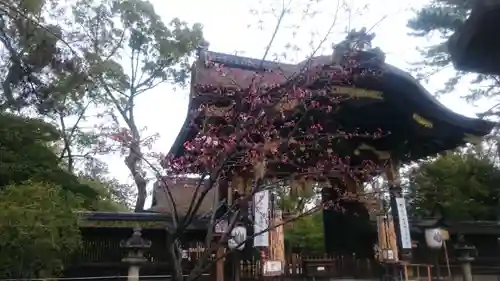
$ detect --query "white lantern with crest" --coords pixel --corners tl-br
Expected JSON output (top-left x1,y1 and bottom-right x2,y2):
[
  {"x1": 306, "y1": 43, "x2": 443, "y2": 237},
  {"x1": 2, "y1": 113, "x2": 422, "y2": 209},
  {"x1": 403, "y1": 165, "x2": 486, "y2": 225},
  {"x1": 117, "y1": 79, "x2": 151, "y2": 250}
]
[
  {"x1": 228, "y1": 226, "x2": 247, "y2": 250},
  {"x1": 425, "y1": 228, "x2": 444, "y2": 249}
]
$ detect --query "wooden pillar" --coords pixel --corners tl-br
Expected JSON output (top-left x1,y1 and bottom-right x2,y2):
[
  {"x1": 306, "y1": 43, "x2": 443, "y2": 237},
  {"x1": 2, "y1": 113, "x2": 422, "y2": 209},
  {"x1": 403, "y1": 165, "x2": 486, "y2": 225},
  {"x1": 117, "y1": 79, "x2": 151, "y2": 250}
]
[
  {"x1": 215, "y1": 179, "x2": 229, "y2": 281},
  {"x1": 376, "y1": 211, "x2": 399, "y2": 262},
  {"x1": 268, "y1": 210, "x2": 285, "y2": 273},
  {"x1": 216, "y1": 247, "x2": 225, "y2": 281},
  {"x1": 384, "y1": 159, "x2": 412, "y2": 261}
]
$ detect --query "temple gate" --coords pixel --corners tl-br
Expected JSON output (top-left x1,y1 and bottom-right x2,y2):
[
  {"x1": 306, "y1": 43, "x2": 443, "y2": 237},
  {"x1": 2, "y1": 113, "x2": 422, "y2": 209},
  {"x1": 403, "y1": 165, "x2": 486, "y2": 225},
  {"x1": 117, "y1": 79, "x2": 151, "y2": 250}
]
[{"x1": 160, "y1": 29, "x2": 493, "y2": 281}]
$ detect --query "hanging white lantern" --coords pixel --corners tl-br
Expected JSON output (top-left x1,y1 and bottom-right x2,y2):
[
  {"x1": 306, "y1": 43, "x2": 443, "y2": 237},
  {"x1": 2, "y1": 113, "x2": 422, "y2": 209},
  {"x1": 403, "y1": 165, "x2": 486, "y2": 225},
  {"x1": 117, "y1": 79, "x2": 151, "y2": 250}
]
[
  {"x1": 228, "y1": 226, "x2": 247, "y2": 250},
  {"x1": 425, "y1": 228, "x2": 444, "y2": 249}
]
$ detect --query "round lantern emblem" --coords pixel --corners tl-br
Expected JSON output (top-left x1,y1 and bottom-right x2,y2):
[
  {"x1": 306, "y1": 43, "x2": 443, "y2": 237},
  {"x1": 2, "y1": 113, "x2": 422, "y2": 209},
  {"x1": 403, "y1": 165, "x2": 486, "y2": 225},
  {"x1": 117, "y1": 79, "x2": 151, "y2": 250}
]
[
  {"x1": 425, "y1": 228, "x2": 444, "y2": 249},
  {"x1": 433, "y1": 231, "x2": 443, "y2": 243},
  {"x1": 228, "y1": 226, "x2": 247, "y2": 250}
]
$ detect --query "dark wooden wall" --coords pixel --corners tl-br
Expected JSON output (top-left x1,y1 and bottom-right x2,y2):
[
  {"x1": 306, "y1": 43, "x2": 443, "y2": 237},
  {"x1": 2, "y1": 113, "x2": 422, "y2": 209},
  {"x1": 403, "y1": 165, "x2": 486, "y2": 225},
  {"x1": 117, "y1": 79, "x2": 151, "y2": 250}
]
[
  {"x1": 63, "y1": 221, "x2": 500, "y2": 279},
  {"x1": 64, "y1": 227, "x2": 211, "y2": 278}
]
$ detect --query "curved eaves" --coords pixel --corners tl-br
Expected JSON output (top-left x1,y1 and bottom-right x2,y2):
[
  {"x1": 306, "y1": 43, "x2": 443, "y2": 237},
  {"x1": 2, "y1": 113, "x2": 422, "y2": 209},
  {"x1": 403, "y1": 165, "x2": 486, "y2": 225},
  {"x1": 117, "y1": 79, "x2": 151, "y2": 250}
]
[
  {"x1": 168, "y1": 65, "x2": 197, "y2": 157},
  {"x1": 381, "y1": 64, "x2": 494, "y2": 137},
  {"x1": 168, "y1": 111, "x2": 191, "y2": 157}
]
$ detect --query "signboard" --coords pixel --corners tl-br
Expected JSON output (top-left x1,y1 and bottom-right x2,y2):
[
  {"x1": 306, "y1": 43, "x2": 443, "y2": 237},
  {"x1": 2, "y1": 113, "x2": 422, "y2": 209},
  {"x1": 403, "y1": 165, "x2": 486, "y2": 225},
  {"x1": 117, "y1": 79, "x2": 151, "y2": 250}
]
[
  {"x1": 263, "y1": 260, "x2": 282, "y2": 276},
  {"x1": 395, "y1": 197, "x2": 412, "y2": 249},
  {"x1": 253, "y1": 190, "x2": 270, "y2": 247}
]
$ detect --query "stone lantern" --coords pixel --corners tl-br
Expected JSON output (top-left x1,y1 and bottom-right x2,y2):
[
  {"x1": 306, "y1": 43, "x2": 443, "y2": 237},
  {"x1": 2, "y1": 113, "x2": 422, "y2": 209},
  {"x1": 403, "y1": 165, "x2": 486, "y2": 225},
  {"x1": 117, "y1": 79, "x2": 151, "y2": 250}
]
[
  {"x1": 120, "y1": 227, "x2": 152, "y2": 281},
  {"x1": 454, "y1": 234, "x2": 476, "y2": 281}
]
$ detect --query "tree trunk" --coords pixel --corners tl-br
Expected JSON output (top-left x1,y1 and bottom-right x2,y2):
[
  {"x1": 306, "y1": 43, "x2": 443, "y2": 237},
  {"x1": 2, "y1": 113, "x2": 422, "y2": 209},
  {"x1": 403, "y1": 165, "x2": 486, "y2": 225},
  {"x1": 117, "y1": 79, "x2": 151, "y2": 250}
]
[
  {"x1": 126, "y1": 140, "x2": 147, "y2": 212},
  {"x1": 166, "y1": 234, "x2": 185, "y2": 281}
]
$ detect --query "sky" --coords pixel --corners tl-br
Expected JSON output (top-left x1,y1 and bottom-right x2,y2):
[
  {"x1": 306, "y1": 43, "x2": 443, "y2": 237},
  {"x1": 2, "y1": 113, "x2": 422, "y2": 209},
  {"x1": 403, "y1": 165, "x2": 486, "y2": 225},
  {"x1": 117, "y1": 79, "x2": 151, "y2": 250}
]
[{"x1": 99, "y1": 0, "x2": 483, "y2": 208}]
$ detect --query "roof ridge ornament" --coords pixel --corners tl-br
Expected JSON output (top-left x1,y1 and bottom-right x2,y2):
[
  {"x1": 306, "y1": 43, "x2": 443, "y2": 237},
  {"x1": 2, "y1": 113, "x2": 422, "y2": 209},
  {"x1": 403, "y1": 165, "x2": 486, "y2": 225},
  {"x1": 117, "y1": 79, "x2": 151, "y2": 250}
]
[
  {"x1": 347, "y1": 27, "x2": 375, "y2": 51},
  {"x1": 196, "y1": 41, "x2": 210, "y2": 62},
  {"x1": 332, "y1": 27, "x2": 385, "y2": 64}
]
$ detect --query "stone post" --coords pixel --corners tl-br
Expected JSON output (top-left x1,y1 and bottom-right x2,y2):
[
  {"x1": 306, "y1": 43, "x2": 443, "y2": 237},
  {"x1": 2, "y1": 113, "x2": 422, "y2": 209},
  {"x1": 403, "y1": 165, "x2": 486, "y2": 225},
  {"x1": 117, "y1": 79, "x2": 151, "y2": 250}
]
[
  {"x1": 454, "y1": 235, "x2": 476, "y2": 281},
  {"x1": 120, "y1": 227, "x2": 152, "y2": 281}
]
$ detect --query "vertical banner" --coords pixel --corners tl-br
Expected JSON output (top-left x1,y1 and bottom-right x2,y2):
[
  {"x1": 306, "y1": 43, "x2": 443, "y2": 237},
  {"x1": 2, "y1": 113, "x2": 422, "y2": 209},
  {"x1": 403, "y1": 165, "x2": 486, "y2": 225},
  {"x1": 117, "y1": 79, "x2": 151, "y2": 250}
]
[
  {"x1": 395, "y1": 197, "x2": 412, "y2": 249},
  {"x1": 253, "y1": 190, "x2": 270, "y2": 247}
]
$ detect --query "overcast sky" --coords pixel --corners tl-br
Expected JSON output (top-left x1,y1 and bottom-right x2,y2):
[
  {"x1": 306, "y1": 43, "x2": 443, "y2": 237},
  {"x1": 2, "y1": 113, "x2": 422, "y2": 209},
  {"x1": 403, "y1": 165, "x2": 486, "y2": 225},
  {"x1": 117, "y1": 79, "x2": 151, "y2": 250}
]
[{"x1": 100, "y1": 0, "x2": 483, "y2": 208}]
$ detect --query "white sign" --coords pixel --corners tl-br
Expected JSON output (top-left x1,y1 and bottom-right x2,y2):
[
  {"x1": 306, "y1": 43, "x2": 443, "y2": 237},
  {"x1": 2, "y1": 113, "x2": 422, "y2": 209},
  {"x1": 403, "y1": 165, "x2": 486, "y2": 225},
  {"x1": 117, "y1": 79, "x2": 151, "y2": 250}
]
[
  {"x1": 228, "y1": 226, "x2": 247, "y2": 250},
  {"x1": 382, "y1": 249, "x2": 395, "y2": 261},
  {"x1": 253, "y1": 190, "x2": 269, "y2": 247},
  {"x1": 263, "y1": 260, "x2": 282, "y2": 276},
  {"x1": 395, "y1": 197, "x2": 412, "y2": 249}
]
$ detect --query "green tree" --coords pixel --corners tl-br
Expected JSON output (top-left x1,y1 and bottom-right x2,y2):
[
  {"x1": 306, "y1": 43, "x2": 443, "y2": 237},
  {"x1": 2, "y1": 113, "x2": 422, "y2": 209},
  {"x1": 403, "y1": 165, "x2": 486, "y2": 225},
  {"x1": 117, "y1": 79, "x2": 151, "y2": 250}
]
[
  {"x1": 0, "y1": 112, "x2": 128, "y2": 211},
  {"x1": 0, "y1": 112, "x2": 98, "y2": 203},
  {"x1": 80, "y1": 169, "x2": 133, "y2": 211},
  {"x1": 0, "y1": 181, "x2": 82, "y2": 279},
  {"x1": 67, "y1": 0, "x2": 205, "y2": 211},
  {"x1": 0, "y1": 113, "x2": 127, "y2": 278},
  {"x1": 0, "y1": 0, "x2": 89, "y2": 112},
  {"x1": 0, "y1": 0, "x2": 205, "y2": 212},
  {"x1": 407, "y1": 151, "x2": 500, "y2": 220},
  {"x1": 285, "y1": 212, "x2": 325, "y2": 254},
  {"x1": 0, "y1": 0, "x2": 105, "y2": 186}
]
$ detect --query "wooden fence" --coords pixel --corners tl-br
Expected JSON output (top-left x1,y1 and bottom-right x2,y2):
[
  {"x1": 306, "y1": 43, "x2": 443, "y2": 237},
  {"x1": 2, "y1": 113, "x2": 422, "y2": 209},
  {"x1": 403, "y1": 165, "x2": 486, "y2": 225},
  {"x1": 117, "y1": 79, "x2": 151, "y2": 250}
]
[
  {"x1": 239, "y1": 254, "x2": 379, "y2": 279},
  {"x1": 69, "y1": 228, "x2": 500, "y2": 280},
  {"x1": 238, "y1": 255, "x2": 500, "y2": 279}
]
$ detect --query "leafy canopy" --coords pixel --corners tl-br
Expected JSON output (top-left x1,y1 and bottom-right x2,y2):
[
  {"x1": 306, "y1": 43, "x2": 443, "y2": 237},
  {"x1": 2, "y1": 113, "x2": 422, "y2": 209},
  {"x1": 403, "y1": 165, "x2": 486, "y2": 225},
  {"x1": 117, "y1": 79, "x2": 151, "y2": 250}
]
[
  {"x1": 0, "y1": 181, "x2": 81, "y2": 279},
  {"x1": 0, "y1": 0, "x2": 205, "y2": 211},
  {"x1": 70, "y1": 0, "x2": 205, "y2": 211},
  {"x1": 408, "y1": 151, "x2": 500, "y2": 220},
  {"x1": 0, "y1": 0, "x2": 88, "y2": 112},
  {"x1": 0, "y1": 113, "x2": 97, "y2": 203},
  {"x1": 285, "y1": 212, "x2": 325, "y2": 254}
]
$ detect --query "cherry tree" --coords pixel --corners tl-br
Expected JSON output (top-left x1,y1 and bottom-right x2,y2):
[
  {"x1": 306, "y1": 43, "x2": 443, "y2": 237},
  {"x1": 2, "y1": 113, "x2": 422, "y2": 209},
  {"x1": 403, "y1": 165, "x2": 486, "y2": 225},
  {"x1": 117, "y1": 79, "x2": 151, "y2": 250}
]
[
  {"x1": 111, "y1": 1, "x2": 390, "y2": 280},
  {"x1": 157, "y1": 32, "x2": 387, "y2": 281}
]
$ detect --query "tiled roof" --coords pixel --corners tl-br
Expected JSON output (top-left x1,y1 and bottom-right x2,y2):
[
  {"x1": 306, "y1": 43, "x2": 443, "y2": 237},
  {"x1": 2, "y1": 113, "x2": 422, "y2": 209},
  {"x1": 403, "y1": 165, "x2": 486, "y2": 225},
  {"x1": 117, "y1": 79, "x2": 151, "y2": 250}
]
[{"x1": 192, "y1": 54, "x2": 334, "y2": 88}]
